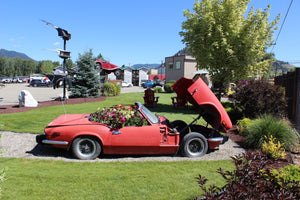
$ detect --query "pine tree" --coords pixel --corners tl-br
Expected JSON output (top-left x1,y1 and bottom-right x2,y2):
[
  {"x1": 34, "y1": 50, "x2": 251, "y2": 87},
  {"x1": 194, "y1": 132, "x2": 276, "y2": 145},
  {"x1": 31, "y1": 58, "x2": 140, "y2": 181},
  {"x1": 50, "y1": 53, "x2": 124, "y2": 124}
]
[{"x1": 70, "y1": 49, "x2": 101, "y2": 97}]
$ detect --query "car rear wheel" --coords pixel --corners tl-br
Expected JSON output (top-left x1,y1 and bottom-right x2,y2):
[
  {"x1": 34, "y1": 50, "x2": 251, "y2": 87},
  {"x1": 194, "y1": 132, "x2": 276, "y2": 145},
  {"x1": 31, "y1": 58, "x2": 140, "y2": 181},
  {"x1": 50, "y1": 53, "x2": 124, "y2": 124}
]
[
  {"x1": 71, "y1": 137, "x2": 101, "y2": 160},
  {"x1": 181, "y1": 132, "x2": 208, "y2": 157}
]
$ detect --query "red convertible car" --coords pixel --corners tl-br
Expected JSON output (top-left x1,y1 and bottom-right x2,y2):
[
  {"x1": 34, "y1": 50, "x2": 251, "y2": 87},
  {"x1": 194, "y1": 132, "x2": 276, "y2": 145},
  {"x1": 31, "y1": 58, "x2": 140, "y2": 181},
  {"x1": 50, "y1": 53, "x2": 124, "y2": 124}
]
[
  {"x1": 95, "y1": 59, "x2": 122, "y2": 78},
  {"x1": 36, "y1": 77, "x2": 232, "y2": 160}
]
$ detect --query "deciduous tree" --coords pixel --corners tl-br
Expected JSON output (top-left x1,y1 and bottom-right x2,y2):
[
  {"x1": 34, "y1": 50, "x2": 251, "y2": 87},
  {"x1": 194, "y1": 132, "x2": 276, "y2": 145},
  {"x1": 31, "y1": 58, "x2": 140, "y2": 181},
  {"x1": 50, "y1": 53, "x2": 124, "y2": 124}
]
[{"x1": 180, "y1": 0, "x2": 279, "y2": 94}]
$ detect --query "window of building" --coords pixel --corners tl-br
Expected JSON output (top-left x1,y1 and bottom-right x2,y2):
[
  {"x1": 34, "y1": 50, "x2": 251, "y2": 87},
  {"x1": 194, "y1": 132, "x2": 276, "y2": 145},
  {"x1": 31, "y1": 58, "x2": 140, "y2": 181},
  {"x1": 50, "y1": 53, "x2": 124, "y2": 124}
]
[
  {"x1": 168, "y1": 62, "x2": 173, "y2": 69},
  {"x1": 175, "y1": 61, "x2": 181, "y2": 69}
]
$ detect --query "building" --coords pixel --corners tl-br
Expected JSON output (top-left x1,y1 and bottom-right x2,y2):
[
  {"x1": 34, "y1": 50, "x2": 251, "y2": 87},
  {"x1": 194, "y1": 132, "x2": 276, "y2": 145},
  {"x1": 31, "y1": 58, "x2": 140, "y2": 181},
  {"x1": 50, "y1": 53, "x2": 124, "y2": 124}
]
[
  {"x1": 165, "y1": 54, "x2": 197, "y2": 82},
  {"x1": 121, "y1": 66, "x2": 149, "y2": 86}
]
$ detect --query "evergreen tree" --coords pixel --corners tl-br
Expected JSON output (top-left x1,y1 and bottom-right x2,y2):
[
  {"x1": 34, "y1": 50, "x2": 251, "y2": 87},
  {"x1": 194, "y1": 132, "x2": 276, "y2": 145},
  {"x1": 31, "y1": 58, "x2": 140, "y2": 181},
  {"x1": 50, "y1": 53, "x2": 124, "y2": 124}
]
[
  {"x1": 65, "y1": 58, "x2": 75, "y2": 73},
  {"x1": 70, "y1": 49, "x2": 101, "y2": 97}
]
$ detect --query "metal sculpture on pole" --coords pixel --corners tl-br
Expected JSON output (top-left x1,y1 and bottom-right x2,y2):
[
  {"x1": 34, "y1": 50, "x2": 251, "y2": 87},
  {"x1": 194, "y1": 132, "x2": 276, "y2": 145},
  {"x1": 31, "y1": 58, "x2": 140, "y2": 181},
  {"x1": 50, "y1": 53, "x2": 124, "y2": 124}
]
[{"x1": 41, "y1": 20, "x2": 71, "y2": 100}]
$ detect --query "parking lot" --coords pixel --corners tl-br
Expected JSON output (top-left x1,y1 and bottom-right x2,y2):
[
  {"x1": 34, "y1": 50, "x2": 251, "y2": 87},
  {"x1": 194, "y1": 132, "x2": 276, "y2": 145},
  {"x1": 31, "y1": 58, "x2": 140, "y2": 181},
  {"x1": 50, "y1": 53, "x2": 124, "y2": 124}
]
[{"x1": 0, "y1": 83, "x2": 144, "y2": 105}]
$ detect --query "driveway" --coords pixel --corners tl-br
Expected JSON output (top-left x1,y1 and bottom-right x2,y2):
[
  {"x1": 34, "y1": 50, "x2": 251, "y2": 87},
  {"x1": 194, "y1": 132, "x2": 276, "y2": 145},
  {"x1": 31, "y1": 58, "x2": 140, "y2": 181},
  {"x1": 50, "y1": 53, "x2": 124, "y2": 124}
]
[{"x1": 0, "y1": 83, "x2": 144, "y2": 105}]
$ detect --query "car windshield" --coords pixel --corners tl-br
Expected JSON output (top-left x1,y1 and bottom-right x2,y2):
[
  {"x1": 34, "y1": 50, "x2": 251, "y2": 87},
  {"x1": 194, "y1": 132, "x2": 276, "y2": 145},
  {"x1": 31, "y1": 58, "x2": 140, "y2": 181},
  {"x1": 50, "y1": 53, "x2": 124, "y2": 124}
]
[{"x1": 140, "y1": 104, "x2": 159, "y2": 124}]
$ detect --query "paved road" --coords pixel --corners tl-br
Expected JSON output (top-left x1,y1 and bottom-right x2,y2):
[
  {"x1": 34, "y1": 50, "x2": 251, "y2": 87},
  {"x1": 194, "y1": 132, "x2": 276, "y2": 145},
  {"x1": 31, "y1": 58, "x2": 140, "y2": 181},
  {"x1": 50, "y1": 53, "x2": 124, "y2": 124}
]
[{"x1": 0, "y1": 83, "x2": 144, "y2": 105}]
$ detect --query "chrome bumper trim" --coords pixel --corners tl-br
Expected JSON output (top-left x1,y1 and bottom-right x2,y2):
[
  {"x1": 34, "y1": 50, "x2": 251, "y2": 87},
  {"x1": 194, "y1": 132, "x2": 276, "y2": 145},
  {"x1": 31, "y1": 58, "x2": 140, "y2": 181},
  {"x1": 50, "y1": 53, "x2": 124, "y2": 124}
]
[
  {"x1": 208, "y1": 137, "x2": 223, "y2": 142},
  {"x1": 42, "y1": 140, "x2": 69, "y2": 145}
]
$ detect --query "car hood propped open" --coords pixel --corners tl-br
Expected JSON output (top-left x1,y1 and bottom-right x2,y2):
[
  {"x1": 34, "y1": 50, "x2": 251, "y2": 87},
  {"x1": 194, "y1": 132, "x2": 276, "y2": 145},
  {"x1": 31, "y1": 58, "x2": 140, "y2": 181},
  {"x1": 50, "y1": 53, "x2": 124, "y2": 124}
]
[{"x1": 172, "y1": 77, "x2": 232, "y2": 132}]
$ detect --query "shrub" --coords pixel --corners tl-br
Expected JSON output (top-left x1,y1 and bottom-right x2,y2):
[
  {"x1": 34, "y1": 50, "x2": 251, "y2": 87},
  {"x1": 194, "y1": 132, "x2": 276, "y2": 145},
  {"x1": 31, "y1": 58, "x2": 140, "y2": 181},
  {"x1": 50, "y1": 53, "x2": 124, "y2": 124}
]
[
  {"x1": 167, "y1": 80, "x2": 176, "y2": 84},
  {"x1": 164, "y1": 83, "x2": 174, "y2": 93},
  {"x1": 103, "y1": 82, "x2": 117, "y2": 96},
  {"x1": 195, "y1": 152, "x2": 300, "y2": 199},
  {"x1": 115, "y1": 84, "x2": 121, "y2": 95},
  {"x1": 245, "y1": 114, "x2": 298, "y2": 150},
  {"x1": 236, "y1": 117, "x2": 252, "y2": 135},
  {"x1": 153, "y1": 86, "x2": 163, "y2": 93},
  {"x1": 273, "y1": 164, "x2": 300, "y2": 183},
  {"x1": 230, "y1": 79, "x2": 287, "y2": 118},
  {"x1": 262, "y1": 135, "x2": 286, "y2": 159},
  {"x1": 222, "y1": 102, "x2": 244, "y2": 124}
]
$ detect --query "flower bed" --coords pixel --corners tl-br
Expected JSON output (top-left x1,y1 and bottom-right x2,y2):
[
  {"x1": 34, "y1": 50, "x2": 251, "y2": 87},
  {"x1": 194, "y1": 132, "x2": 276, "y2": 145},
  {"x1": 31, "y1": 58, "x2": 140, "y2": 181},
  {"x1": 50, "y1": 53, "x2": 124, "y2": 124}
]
[{"x1": 90, "y1": 105, "x2": 147, "y2": 129}]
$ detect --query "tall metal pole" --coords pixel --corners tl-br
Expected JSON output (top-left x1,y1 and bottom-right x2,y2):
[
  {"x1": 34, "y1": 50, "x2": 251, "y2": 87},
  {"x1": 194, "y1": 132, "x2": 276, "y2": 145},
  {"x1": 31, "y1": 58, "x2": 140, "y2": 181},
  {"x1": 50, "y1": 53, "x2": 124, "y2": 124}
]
[
  {"x1": 63, "y1": 39, "x2": 67, "y2": 100},
  {"x1": 41, "y1": 20, "x2": 71, "y2": 101}
]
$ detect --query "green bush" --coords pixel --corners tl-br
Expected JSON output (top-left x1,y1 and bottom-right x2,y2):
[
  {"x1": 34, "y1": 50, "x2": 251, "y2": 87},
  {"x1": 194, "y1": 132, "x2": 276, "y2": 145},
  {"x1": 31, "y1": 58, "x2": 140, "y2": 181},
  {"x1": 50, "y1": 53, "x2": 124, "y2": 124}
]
[
  {"x1": 273, "y1": 164, "x2": 300, "y2": 183},
  {"x1": 164, "y1": 83, "x2": 174, "y2": 93},
  {"x1": 167, "y1": 80, "x2": 176, "y2": 84},
  {"x1": 103, "y1": 82, "x2": 117, "y2": 96},
  {"x1": 245, "y1": 114, "x2": 298, "y2": 150},
  {"x1": 115, "y1": 84, "x2": 121, "y2": 95},
  {"x1": 153, "y1": 86, "x2": 163, "y2": 93},
  {"x1": 236, "y1": 117, "x2": 252, "y2": 135},
  {"x1": 223, "y1": 103, "x2": 244, "y2": 124},
  {"x1": 230, "y1": 79, "x2": 287, "y2": 118}
]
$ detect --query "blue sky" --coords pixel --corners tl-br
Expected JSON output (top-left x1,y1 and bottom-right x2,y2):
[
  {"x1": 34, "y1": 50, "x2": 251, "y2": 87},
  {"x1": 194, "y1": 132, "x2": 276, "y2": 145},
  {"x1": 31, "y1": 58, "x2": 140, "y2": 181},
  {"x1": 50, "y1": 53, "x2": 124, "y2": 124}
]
[{"x1": 1, "y1": 0, "x2": 299, "y2": 67}]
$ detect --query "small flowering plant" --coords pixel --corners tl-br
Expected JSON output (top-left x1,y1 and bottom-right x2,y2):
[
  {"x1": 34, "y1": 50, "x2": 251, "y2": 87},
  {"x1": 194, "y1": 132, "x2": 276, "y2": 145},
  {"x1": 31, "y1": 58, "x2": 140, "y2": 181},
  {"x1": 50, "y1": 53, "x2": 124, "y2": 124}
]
[{"x1": 89, "y1": 104, "x2": 148, "y2": 129}]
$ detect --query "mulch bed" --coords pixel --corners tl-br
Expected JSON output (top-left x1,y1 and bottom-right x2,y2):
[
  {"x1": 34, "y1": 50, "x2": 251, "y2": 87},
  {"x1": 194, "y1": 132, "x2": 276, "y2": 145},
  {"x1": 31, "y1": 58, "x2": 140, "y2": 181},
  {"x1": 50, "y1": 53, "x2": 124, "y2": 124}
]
[
  {"x1": 0, "y1": 96, "x2": 299, "y2": 169},
  {"x1": 0, "y1": 96, "x2": 106, "y2": 114}
]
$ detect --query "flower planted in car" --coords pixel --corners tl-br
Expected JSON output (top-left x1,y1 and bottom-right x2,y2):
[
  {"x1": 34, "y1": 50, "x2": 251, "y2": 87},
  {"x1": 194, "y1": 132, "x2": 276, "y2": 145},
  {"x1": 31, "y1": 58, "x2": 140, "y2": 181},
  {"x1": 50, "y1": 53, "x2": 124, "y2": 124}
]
[{"x1": 90, "y1": 105, "x2": 147, "y2": 129}]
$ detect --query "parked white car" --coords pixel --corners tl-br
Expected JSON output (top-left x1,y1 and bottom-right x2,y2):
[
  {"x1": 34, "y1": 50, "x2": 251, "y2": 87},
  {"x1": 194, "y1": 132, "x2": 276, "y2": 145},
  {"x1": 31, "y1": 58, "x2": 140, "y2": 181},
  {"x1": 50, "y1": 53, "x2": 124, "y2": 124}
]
[
  {"x1": 1, "y1": 77, "x2": 12, "y2": 83},
  {"x1": 122, "y1": 81, "x2": 133, "y2": 87}
]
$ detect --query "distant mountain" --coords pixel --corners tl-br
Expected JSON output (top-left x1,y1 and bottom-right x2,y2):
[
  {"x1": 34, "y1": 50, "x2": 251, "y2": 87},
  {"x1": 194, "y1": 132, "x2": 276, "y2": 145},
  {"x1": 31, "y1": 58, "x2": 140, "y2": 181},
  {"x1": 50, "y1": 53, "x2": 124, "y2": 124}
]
[
  {"x1": 0, "y1": 49, "x2": 33, "y2": 60},
  {"x1": 272, "y1": 60, "x2": 296, "y2": 74},
  {"x1": 131, "y1": 64, "x2": 161, "y2": 69}
]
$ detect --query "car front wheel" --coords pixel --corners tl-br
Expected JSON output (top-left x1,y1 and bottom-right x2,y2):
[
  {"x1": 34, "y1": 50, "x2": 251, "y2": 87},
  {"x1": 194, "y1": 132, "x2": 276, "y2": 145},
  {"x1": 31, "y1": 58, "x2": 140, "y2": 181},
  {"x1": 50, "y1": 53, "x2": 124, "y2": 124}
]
[
  {"x1": 114, "y1": 69, "x2": 121, "y2": 77},
  {"x1": 181, "y1": 132, "x2": 208, "y2": 158},
  {"x1": 71, "y1": 137, "x2": 101, "y2": 160},
  {"x1": 170, "y1": 120, "x2": 188, "y2": 133}
]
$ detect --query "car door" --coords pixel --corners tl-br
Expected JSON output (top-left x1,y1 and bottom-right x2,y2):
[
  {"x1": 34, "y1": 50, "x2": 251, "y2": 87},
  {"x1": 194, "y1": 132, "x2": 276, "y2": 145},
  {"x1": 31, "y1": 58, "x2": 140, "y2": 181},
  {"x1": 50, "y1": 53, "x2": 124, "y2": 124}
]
[{"x1": 110, "y1": 125, "x2": 160, "y2": 154}]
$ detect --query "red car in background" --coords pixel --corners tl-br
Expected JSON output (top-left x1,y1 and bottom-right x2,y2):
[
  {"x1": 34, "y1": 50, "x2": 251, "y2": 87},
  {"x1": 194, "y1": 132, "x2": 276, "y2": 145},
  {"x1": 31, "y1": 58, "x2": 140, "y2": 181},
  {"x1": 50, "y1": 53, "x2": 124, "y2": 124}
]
[
  {"x1": 95, "y1": 59, "x2": 122, "y2": 78},
  {"x1": 36, "y1": 77, "x2": 232, "y2": 160}
]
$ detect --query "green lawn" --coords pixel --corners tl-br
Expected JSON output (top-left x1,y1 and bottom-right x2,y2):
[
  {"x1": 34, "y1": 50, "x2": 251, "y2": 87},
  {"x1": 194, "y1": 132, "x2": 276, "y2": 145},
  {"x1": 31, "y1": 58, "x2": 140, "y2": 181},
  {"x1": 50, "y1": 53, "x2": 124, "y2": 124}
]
[
  {"x1": 0, "y1": 92, "x2": 233, "y2": 199},
  {"x1": 0, "y1": 93, "x2": 203, "y2": 134},
  {"x1": 0, "y1": 158, "x2": 234, "y2": 200}
]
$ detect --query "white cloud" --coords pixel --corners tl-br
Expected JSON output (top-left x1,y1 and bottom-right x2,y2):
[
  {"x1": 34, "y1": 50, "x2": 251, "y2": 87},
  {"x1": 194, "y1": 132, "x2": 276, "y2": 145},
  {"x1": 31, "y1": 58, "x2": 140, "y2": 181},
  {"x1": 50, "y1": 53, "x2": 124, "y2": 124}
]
[{"x1": 53, "y1": 42, "x2": 60, "y2": 46}]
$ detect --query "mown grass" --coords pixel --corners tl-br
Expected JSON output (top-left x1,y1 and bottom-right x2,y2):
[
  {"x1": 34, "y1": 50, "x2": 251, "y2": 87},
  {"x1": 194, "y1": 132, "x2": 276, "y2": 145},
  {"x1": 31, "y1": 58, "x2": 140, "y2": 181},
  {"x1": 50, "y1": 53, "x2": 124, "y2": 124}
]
[
  {"x1": 0, "y1": 92, "x2": 203, "y2": 134},
  {"x1": 0, "y1": 158, "x2": 234, "y2": 200}
]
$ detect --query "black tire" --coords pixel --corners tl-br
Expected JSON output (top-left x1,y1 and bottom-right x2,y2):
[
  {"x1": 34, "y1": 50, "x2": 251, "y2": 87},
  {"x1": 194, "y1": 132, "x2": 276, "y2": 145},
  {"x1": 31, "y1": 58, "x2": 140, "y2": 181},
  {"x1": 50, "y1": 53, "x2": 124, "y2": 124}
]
[
  {"x1": 170, "y1": 120, "x2": 188, "y2": 133},
  {"x1": 181, "y1": 132, "x2": 208, "y2": 158},
  {"x1": 114, "y1": 69, "x2": 121, "y2": 77},
  {"x1": 71, "y1": 136, "x2": 101, "y2": 160},
  {"x1": 95, "y1": 63, "x2": 102, "y2": 70}
]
